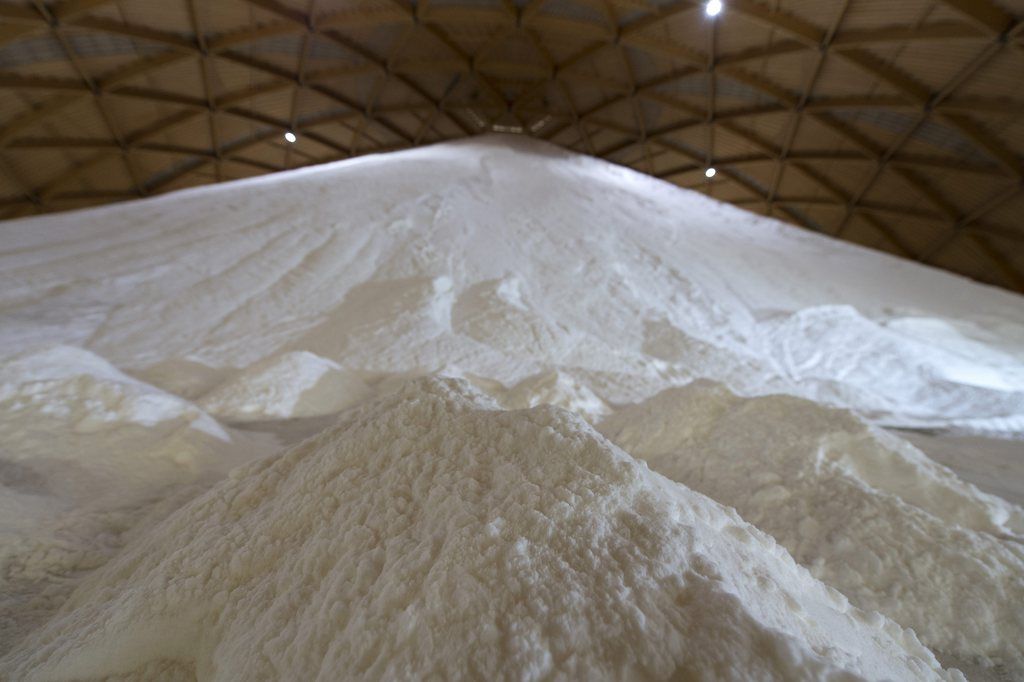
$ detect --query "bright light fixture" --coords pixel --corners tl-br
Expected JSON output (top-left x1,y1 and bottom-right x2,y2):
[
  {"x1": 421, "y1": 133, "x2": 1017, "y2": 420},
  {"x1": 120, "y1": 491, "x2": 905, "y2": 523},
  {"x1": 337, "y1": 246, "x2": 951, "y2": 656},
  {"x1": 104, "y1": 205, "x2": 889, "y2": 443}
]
[
  {"x1": 284, "y1": 131, "x2": 297, "y2": 143},
  {"x1": 705, "y1": 0, "x2": 723, "y2": 17},
  {"x1": 705, "y1": 167, "x2": 717, "y2": 178}
]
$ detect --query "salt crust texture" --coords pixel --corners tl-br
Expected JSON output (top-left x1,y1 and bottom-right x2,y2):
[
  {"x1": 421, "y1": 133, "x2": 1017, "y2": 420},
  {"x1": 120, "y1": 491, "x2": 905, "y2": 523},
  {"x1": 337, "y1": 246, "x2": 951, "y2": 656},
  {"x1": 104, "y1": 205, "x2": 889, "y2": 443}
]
[
  {"x1": 600, "y1": 382, "x2": 1024, "y2": 673},
  {"x1": 1, "y1": 380, "x2": 960, "y2": 681}
]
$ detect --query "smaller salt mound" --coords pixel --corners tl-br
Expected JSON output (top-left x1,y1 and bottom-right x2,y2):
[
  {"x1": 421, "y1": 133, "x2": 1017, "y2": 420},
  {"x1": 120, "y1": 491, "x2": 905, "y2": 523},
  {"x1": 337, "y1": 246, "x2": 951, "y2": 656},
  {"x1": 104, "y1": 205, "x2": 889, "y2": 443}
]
[
  {"x1": 640, "y1": 318, "x2": 790, "y2": 397},
  {"x1": 0, "y1": 346, "x2": 271, "y2": 654},
  {"x1": 500, "y1": 369, "x2": 611, "y2": 422},
  {"x1": 2, "y1": 379, "x2": 959, "y2": 681},
  {"x1": 198, "y1": 351, "x2": 372, "y2": 421},
  {"x1": 0, "y1": 345, "x2": 225, "y2": 438},
  {"x1": 600, "y1": 381, "x2": 1024, "y2": 670}
]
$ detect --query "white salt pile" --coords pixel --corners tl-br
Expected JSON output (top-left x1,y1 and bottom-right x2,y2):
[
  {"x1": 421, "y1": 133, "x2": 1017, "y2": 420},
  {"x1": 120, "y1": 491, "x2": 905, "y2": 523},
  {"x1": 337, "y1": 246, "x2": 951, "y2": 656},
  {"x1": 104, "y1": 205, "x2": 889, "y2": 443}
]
[
  {"x1": 3, "y1": 136, "x2": 1023, "y2": 433},
  {"x1": 600, "y1": 381, "x2": 1024, "y2": 672},
  {"x1": 1, "y1": 135, "x2": 1023, "y2": 678},
  {"x1": 1, "y1": 380, "x2": 961, "y2": 681}
]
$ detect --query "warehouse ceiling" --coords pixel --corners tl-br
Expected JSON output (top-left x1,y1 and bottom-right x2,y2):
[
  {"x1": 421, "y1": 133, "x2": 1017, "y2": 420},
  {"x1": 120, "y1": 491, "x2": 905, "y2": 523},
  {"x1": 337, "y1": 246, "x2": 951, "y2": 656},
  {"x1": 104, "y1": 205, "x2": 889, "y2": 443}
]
[{"x1": 1, "y1": 0, "x2": 1023, "y2": 290}]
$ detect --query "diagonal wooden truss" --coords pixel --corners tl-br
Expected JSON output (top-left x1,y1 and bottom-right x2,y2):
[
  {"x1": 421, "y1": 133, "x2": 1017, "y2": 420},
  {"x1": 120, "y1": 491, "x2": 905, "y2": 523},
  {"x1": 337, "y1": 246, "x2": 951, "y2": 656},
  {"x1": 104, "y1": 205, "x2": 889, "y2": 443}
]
[{"x1": 0, "y1": 0, "x2": 1022, "y2": 290}]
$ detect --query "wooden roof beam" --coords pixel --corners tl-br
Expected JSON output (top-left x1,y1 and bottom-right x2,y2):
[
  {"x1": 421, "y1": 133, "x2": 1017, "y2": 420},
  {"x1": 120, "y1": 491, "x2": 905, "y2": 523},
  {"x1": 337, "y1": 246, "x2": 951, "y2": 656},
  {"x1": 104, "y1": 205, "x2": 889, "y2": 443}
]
[
  {"x1": 383, "y1": 0, "x2": 508, "y2": 125},
  {"x1": 509, "y1": 0, "x2": 700, "y2": 116},
  {"x1": 10, "y1": 95, "x2": 364, "y2": 204},
  {"x1": 186, "y1": 0, "x2": 221, "y2": 181},
  {"x1": 0, "y1": 51, "x2": 192, "y2": 146},
  {"x1": 238, "y1": 0, "x2": 475, "y2": 137},
  {"x1": 918, "y1": 181, "x2": 1024, "y2": 263},
  {"x1": 722, "y1": 0, "x2": 1022, "y2": 182},
  {"x1": 935, "y1": 0, "x2": 1015, "y2": 35},
  {"x1": 639, "y1": 20, "x2": 1017, "y2": 253},
  {"x1": 30, "y1": 0, "x2": 146, "y2": 197},
  {"x1": 143, "y1": 128, "x2": 284, "y2": 194},
  {"x1": 766, "y1": 0, "x2": 850, "y2": 215},
  {"x1": 314, "y1": 7, "x2": 407, "y2": 30},
  {"x1": 542, "y1": 29, "x2": 1007, "y2": 241},
  {"x1": 0, "y1": 0, "x2": 116, "y2": 48},
  {"x1": 834, "y1": 21, "x2": 1022, "y2": 247},
  {"x1": 584, "y1": 117, "x2": 855, "y2": 240},
  {"x1": 832, "y1": 22, "x2": 987, "y2": 45},
  {"x1": 969, "y1": 232, "x2": 1024, "y2": 292},
  {"x1": 285, "y1": 0, "x2": 319, "y2": 169},
  {"x1": 763, "y1": 196, "x2": 944, "y2": 221},
  {"x1": 70, "y1": 15, "x2": 196, "y2": 50},
  {"x1": 216, "y1": 50, "x2": 409, "y2": 144}
]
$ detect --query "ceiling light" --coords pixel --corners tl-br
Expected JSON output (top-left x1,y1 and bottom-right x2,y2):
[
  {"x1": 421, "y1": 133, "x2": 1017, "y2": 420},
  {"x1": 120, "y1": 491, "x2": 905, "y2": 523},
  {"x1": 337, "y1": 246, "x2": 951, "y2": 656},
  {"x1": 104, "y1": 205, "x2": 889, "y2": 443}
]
[
  {"x1": 705, "y1": 167, "x2": 717, "y2": 178},
  {"x1": 705, "y1": 0, "x2": 723, "y2": 17},
  {"x1": 284, "y1": 131, "x2": 297, "y2": 143}
]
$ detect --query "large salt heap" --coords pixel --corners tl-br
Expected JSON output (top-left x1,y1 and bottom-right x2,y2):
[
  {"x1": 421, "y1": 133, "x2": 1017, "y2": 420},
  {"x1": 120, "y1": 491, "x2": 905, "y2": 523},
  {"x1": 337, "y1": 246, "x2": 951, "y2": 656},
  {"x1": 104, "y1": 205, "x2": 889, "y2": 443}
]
[
  {"x1": 2, "y1": 135, "x2": 1023, "y2": 678},
  {"x1": 1, "y1": 380, "x2": 960, "y2": 681},
  {"x1": 3, "y1": 135, "x2": 1023, "y2": 432}
]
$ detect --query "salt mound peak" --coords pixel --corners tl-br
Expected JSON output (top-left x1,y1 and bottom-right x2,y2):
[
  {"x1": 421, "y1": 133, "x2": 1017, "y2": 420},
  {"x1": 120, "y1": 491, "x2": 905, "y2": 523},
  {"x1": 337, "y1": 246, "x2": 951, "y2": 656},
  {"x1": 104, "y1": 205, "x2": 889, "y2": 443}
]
[
  {"x1": 3, "y1": 378, "x2": 958, "y2": 681},
  {"x1": 198, "y1": 350, "x2": 372, "y2": 421},
  {"x1": 444, "y1": 131, "x2": 579, "y2": 157},
  {"x1": 600, "y1": 380, "x2": 1024, "y2": 669}
]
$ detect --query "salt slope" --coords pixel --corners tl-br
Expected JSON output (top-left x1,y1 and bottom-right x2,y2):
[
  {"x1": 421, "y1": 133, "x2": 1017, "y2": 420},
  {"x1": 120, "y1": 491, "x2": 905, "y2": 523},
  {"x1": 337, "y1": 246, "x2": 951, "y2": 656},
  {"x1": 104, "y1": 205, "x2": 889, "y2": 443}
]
[
  {"x1": 2, "y1": 135, "x2": 1024, "y2": 430},
  {"x1": 760, "y1": 305, "x2": 1024, "y2": 430},
  {"x1": 0, "y1": 346, "x2": 275, "y2": 652},
  {"x1": 1, "y1": 379, "x2": 961, "y2": 681},
  {"x1": 599, "y1": 382, "x2": 1024, "y2": 670}
]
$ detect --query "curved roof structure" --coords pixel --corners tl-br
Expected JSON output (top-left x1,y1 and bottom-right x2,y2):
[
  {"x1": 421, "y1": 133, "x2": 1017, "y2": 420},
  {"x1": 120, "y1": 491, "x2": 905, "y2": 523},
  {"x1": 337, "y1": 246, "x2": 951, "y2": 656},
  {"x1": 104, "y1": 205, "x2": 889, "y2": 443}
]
[{"x1": 1, "y1": 0, "x2": 1022, "y2": 290}]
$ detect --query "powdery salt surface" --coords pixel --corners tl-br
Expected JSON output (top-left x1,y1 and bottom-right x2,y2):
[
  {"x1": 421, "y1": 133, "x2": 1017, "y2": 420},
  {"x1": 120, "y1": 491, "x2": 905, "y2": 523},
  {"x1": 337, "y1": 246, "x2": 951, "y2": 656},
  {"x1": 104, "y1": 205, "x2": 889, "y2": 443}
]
[
  {"x1": 2, "y1": 135, "x2": 1023, "y2": 431},
  {"x1": 599, "y1": 381, "x2": 1024, "y2": 672},
  {"x1": 759, "y1": 305, "x2": 1024, "y2": 430},
  {"x1": 1, "y1": 135, "x2": 1023, "y2": 678},
  {"x1": 0, "y1": 346, "x2": 276, "y2": 650},
  {"x1": 1, "y1": 380, "x2": 961, "y2": 681},
  {"x1": 0, "y1": 345, "x2": 225, "y2": 438}
]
